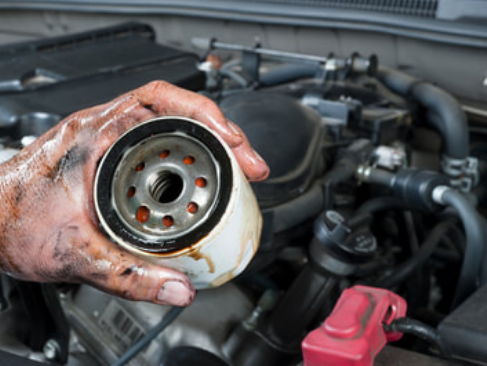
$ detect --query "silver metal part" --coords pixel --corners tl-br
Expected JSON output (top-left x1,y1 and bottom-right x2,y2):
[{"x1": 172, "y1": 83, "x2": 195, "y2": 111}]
[
  {"x1": 112, "y1": 132, "x2": 220, "y2": 241},
  {"x1": 43, "y1": 339, "x2": 60, "y2": 361},
  {"x1": 325, "y1": 210, "x2": 345, "y2": 226},
  {"x1": 356, "y1": 165, "x2": 371, "y2": 182},
  {"x1": 464, "y1": 156, "x2": 480, "y2": 189},
  {"x1": 192, "y1": 38, "x2": 376, "y2": 75},
  {"x1": 432, "y1": 185, "x2": 452, "y2": 205},
  {"x1": 64, "y1": 284, "x2": 253, "y2": 365},
  {"x1": 356, "y1": 165, "x2": 394, "y2": 186},
  {"x1": 441, "y1": 155, "x2": 479, "y2": 192}
]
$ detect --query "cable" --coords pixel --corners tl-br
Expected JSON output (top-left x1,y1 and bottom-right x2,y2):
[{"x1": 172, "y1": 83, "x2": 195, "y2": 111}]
[
  {"x1": 384, "y1": 318, "x2": 449, "y2": 357},
  {"x1": 112, "y1": 306, "x2": 184, "y2": 366},
  {"x1": 374, "y1": 221, "x2": 456, "y2": 289}
]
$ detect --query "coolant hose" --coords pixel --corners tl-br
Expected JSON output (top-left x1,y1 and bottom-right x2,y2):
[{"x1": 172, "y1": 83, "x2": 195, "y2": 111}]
[
  {"x1": 377, "y1": 66, "x2": 469, "y2": 160},
  {"x1": 323, "y1": 139, "x2": 371, "y2": 186},
  {"x1": 437, "y1": 189, "x2": 485, "y2": 307},
  {"x1": 259, "y1": 64, "x2": 320, "y2": 87},
  {"x1": 356, "y1": 197, "x2": 410, "y2": 215}
]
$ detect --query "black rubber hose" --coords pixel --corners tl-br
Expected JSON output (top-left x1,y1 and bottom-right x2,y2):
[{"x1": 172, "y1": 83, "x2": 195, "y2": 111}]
[
  {"x1": 268, "y1": 139, "x2": 370, "y2": 232},
  {"x1": 322, "y1": 139, "x2": 371, "y2": 185},
  {"x1": 259, "y1": 64, "x2": 320, "y2": 87},
  {"x1": 356, "y1": 197, "x2": 411, "y2": 215},
  {"x1": 443, "y1": 224, "x2": 466, "y2": 255},
  {"x1": 322, "y1": 156, "x2": 358, "y2": 186},
  {"x1": 374, "y1": 221, "x2": 456, "y2": 289},
  {"x1": 441, "y1": 190, "x2": 485, "y2": 308},
  {"x1": 377, "y1": 66, "x2": 468, "y2": 160},
  {"x1": 384, "y1": 318, "x2": 449, "y2": 357},
  {"x1": 113, "y1": 306, "x2": 184, "y2": 366},
  {"x1": 267, "y1": 181, "x2": 324, "y2": 233}
]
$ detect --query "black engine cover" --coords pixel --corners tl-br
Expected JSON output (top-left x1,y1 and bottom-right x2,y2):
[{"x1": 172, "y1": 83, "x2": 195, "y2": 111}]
[
  {"x1": 0, "y1": 22, "x2": 205, "y2": 139},
  {"x1": 220, "y1": 92, "x2": 326, "y2": 208}
]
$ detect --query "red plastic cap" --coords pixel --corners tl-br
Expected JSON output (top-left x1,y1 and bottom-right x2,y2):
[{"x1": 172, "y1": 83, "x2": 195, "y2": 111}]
[{"x1": 302, "y1": 285, "x2": 407, "y2": 366}]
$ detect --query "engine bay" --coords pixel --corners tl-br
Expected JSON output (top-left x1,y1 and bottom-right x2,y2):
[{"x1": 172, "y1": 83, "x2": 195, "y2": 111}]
[{"x1": 0, "y1": 21, "x2": 486, "y2": 365}]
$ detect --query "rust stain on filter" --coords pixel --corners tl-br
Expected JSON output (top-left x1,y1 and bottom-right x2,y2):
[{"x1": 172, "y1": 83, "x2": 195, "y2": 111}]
[
  {"x1": 149, "y1": 231, "x2": 211, "y2": 258},
  {"x1": 210, "y1": 272, "x2": 234, "y2": 288},
  {"x1": 189, "y1": 249, "x2": 215, "y2": 274}
]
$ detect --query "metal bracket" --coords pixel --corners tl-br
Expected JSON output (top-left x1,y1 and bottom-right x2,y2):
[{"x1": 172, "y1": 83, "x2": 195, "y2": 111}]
[{"x1": 441, "y1": 156, "x2": 479, "y2": 192}]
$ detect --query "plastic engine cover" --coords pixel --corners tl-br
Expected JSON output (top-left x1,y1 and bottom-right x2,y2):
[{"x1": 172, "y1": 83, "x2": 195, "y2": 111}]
[{"x1": 220, "y1": 92, "x2": 326, "y2": 208}]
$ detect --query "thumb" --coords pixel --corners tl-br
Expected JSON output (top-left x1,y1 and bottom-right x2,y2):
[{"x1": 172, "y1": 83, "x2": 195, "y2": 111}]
[{"x1": 80, "y1": 230, "x2": 195, "y2": 307}]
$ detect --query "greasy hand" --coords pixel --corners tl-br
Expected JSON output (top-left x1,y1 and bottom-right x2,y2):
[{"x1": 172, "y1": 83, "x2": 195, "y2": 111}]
[{"x1": 0, "y1": 81, "x2": 269, "y2": 307}]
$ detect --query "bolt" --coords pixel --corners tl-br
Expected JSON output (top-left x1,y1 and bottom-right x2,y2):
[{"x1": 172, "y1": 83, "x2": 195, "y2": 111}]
[{"x1": 43, "y1": 339, "x2": 60, "y2": 361}]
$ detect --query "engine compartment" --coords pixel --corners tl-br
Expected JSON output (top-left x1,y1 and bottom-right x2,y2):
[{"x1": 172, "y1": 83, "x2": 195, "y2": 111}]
[{"x1": 0, "y1": 21, "x2": 486, "y2": 365}]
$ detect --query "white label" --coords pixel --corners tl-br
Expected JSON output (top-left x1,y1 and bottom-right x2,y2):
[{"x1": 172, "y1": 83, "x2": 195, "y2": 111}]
[{"x1": 98, "y1": 300, "x2": 151, "y2": 365}]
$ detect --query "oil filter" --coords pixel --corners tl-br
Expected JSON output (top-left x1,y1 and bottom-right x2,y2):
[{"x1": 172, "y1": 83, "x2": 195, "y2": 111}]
[{"x1": 94, "y1": 117, "x2": 262, "y2": 289}]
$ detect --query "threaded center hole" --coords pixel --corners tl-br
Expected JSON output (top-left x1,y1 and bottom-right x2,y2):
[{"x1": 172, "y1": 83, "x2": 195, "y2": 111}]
[{"x1": 150, "y1": 172, "x2": 184, "y2": 203}]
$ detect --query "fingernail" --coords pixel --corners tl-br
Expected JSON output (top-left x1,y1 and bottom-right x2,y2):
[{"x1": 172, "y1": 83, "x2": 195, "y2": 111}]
[
  {"x1": 157, "y1": 280, "x2": 192, "y2": 306},
  {"x1": 256, "y1": 168, "x2": 270, "y2": 180},
  {"x1": 227, "y1": 121, "x2": 242, "y2": 138}
]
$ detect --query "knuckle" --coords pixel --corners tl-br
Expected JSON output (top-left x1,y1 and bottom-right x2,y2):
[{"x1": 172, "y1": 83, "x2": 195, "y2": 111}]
[
  {"x1": 199, "y1": 97, "x2": 221, "y2": 115},
  {"x1": 144, "y1": 80, "x2": 169, "y2": 93}
]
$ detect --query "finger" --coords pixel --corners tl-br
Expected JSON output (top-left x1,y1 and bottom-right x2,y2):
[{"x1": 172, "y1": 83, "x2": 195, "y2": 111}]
[
  {"x1": 80, "y1": 230, "x2": 195, "y2": 307},
  {"x1": 88, "y1": 97, "x2": 157, "y2": 156},
  {"x1": 75, "y1": 82, "x2": 269, "y2": 181},
  {"x1": 226, "y1": 121, "x2": 270, "y2": 181},
  {"x1": 99, "y1": 82, "x2": 269, "y2": 180},
  {"x1": 132, "y1": 81, "x2": 243, "y2": 148}
]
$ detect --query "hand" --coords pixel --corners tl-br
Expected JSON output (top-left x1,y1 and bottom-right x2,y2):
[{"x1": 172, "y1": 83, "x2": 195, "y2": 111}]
[{"x1": 0, "y1": 81, "x2": 269, "y2": 307}]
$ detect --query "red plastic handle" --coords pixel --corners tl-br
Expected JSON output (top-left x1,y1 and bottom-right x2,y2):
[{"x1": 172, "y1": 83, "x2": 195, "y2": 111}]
[{"x1": 302, "y1": 285, "x2": 407, "y2": 366}]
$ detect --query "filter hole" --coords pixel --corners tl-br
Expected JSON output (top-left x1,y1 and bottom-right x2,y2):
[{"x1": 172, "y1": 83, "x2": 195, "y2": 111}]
[
  {"x1": 187, "y1": 202, "x2": 199, "y2": 214},
  {"x1": 127, "y1": 186, "x2": 136, "y2": 198},
  {"x1": 195, "y1": 177, "x2": 207, "y2": 188},
  {"x1": 136, "y1": 206, "x2": 150, "y2": 223},
  {"x1": 160, "y1": 150, "x2": 170, "y2": 159},
  {"x1": 184, "y1": 156, "x2": 195, "y2": 165},
  {"x1": 163, "y1": 216, "x2": 174, "y2": 227},
  {"x1": 150, "y1": 171, "x2": 184, "y2": 203},
  {"x1": 135, "y1": 162, "x2": 145, "y2": 172}
]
